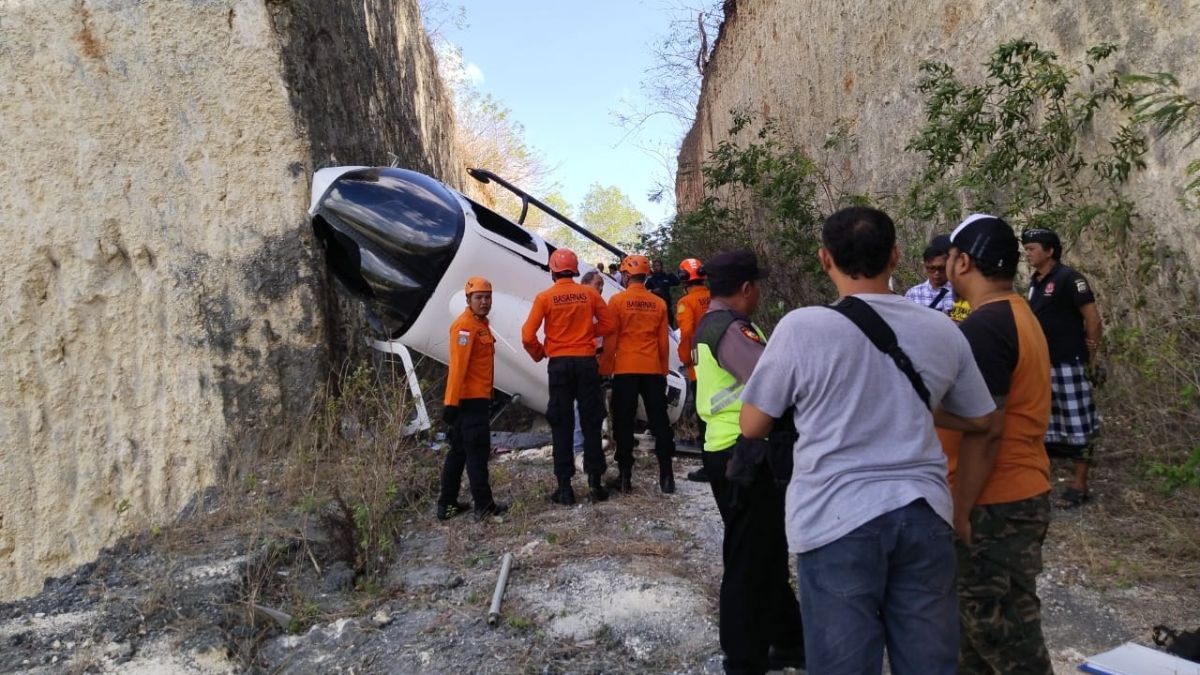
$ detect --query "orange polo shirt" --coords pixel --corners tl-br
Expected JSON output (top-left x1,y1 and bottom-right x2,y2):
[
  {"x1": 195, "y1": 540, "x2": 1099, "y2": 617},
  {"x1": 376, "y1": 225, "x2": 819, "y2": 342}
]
[
  {"x1": 444, "y1": 308, "x2": 494, "y2": 405},
  {"x1": 599, "y1": 281, "x2": 669, "y2": 376},
  {"x1": 522, "y1": 278, "x2": 615, "y2": 361},
  {"x1": 938, "y1": 295, "x2": 1051, "y2": 505},
  {"x1": 675, "y1": 284, "x2": 711, "y2": 380}
]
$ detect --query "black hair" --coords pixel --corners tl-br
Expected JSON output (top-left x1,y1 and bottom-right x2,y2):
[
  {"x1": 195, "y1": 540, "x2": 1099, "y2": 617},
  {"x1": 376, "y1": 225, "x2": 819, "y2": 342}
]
[
  {"x1": 922, "y1": 246, "x2": 947, "y2": 263},
  {"x1": 964, "y1": 252, "x2": 1018, "y2": 281},
  {"x1": 628, "y1": 274, "x2": 648, "y2": 283},
  {"x1": 821, "y1": 207, "x2": 896, "y2": 279},
  {"x1": 553, "y1": 271, "x2": 576, "y2": 280},
  {"x1": 708, "y1": 276, "x2": 744, "y2": 297},
  {"x1": 580, "y1": 270, "x2": 601, "y2": 285}
]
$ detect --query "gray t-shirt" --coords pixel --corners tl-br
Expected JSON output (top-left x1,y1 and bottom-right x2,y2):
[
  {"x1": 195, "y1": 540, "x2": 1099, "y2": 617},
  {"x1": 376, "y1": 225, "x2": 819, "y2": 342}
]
[{"x1": 740, "y1": 293, "x2": 994, "y2": 553}]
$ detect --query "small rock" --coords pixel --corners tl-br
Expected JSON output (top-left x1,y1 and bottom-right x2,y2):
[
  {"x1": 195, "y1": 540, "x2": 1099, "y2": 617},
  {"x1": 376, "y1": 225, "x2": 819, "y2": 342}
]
[
  {"x1": 104, "y1": 641, "x2": 134, "y2": 659},
  {"x1": 323, "y1": 561, "x2": 356, "y2": 593},
  {"x1": 443, "y1": 575, "x2": 464, "y2": 590},
  {"x1": 34, "y1": 612, "x2": 45, "y2": 618},
  {"x1": 51, "y1": 640, "x2": 62, "y2": 649},
  {"x1": 371, "y1": 610, "x2": 393, "y2": 628}
]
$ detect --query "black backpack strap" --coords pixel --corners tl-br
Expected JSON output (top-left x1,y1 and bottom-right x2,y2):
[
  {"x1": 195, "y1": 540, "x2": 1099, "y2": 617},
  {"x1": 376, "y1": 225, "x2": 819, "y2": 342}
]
[
  {"x1": 694, "y1": 309, "x2": 741, "y2": 365},
  {"x1": 828, "y1": 297, "x2": 932, "y2": 411},
  {"x1": 928, "y1": 287, "x2": 949, "y2": 309}
]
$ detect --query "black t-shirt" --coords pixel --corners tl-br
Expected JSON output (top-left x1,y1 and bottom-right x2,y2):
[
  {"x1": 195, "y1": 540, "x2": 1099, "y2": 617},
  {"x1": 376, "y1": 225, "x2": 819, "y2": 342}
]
[
  {"x1": 959, "y1": 301, "x2": 1018, "y2": 397},
  {"x1": 1027, "y1": 263, "x2": 1095, "y2": 363},
  {"x1": 645, "y1": 272, "x2": 679, "y2": 305}
]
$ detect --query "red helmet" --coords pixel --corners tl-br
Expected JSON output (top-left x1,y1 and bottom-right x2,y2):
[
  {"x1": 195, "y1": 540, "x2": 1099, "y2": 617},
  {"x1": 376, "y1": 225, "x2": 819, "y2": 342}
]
[
  {"x1": 679, "y1": 258, "x2": 706, "y2": 282},
  {"x1": 549, "y1": 248, "x2": 580, "y2": 276},
  {"x1": 464, "y1": 276, "x2": 492, "y2": 295},
  {"x1": 620, "y1": 254, "x2": 651, "y2": 276}
]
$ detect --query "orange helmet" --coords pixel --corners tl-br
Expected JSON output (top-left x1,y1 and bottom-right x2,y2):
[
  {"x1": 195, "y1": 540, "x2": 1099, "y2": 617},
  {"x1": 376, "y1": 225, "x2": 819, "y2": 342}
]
[
  {"x1": 679, "y1": 258, "x2": 706, "y2": 282},
  {"x1": 549, "y1": 248, "x2": 580, "y2": 276},
  {"x1": 464, "y1": 276, "x2": 492, "y2": 295},
  {"x1": 620, "y1": 254, "x2": 651, "y2": 276}
]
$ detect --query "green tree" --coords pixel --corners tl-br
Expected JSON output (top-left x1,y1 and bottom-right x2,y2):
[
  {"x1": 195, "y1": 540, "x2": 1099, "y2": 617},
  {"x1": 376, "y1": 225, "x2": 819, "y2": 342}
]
[{"x1": 574, "y1": 184, "x2": 649, "y2": 264}]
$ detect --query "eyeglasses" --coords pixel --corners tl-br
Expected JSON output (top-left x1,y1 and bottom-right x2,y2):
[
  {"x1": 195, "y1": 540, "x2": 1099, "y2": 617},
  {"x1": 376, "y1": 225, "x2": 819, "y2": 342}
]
[{"x1": 924, "y1": 265, "x2": 946, "y2": 274}]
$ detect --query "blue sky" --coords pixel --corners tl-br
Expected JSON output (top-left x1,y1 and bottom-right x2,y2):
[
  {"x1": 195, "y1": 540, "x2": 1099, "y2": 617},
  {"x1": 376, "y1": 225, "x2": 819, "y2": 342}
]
[{"x1": 440, "y1": 1, "x2": 691, "y2": 226}]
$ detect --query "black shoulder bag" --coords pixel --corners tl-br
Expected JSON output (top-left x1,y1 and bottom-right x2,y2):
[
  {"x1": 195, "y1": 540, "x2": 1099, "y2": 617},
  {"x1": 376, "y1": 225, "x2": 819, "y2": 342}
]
[
  {"x1": 928, "y1": 287, "x2": 949, "y2": 309},
  {"x1": 828, "y1": 296, "x2": 932, "y2": 410}
]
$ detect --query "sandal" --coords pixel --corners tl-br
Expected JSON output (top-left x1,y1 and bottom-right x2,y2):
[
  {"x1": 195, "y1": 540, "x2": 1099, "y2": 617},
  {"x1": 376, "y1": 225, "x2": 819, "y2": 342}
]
[{"x1": 1057, "y1": 487, "x2": 1090, "y2": 509}]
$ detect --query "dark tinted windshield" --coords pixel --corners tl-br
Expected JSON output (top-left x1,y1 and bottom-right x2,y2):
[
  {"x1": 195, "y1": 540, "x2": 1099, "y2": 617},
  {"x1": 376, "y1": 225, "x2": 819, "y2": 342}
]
[{"x1": 312, "y1": 168, "x2": 464, "y2": 337}]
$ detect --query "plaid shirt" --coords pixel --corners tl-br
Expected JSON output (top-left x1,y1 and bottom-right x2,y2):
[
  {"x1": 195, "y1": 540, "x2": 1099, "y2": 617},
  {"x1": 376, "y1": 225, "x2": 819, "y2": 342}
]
[{"x1": 904, "y1": 280, "x2": 956, "y2": 316}]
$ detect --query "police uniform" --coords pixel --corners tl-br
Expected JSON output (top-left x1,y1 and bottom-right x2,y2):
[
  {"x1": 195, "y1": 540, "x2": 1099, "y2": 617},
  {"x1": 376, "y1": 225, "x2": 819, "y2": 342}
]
[{"x1": 693, "y1": 252, "x2": 804, "y2": 674}]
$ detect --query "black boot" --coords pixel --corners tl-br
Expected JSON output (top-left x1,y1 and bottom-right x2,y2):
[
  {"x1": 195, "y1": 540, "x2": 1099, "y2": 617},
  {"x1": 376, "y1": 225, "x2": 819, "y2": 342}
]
[
  {"x1": 618, "y1": 466, "x2": 633, "y2": 493},
  {"x1": 686, "y1": 465, "x2": 709, "y2": 482},
  {"x1": 550, "y1": 477, "x2": 576, "y2": 505},
  {"x1": 659, "y1": 472, "x2": 676, "y2": 494},
  {"x1": 475, "y1": 501, "x2": 509, "y2": 520},
  {"x1": 588, "y1": 474, "x2": 609, "y2": 503}
]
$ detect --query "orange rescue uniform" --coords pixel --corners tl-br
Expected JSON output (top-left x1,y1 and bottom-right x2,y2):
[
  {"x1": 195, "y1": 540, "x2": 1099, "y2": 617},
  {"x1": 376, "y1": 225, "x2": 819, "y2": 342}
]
[
  {"x1": 522, "y1": 278, "x2": 615, "y2": 361},
  {"x1": 599, "y1": 281, "x2": 669, "y2": 376},
  {"x1": 444, "y1": 308, "x2": 494, "y2": 406},
  {"x1": 675, "y1": 284, "x2": 711, "y2": 380}
]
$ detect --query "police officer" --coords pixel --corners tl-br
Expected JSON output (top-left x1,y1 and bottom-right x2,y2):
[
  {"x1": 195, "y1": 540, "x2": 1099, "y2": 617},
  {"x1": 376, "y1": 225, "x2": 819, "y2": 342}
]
[
  {"x1": 694, "y1": 250, "x2": 804, "y2": 674},
  {"x1": 676, "y1": 257, "x2": 711, "y2": 481},
  {"x1": 600, "y1": 254, "x2": 676, "y2": 493},
  {"x1": 438, "y1": 276, "x2": 508, "y2": 521},
  {"x1": 522, "y1": 248, "x2": 616, "y2": 505}
]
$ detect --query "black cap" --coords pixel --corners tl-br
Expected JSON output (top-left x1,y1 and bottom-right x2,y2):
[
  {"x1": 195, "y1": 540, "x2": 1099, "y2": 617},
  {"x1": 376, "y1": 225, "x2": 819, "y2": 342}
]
[
  {"x1": 929, "y1": 234, "x2": 952, "y2": 254},
  {"x1": 702, "y1": 249, "x2": 768, "y2": 292},
  {"x1": 1020, "y1": 227, "x2": 1060, "y2": 247},
  {"x1": 950, "y1": 214, "x2": 1019, "y2": 270}
]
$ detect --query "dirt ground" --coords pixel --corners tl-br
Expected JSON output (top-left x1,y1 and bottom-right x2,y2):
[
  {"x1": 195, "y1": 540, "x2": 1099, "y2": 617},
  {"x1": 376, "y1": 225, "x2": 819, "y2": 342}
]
[{"x1": 1, "y1": 435, "x2": 1198, "y2": 674}]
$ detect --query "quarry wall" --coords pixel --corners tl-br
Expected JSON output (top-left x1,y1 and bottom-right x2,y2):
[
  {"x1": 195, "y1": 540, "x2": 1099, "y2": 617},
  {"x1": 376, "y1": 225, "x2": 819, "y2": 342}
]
[
  {"x1": 678, "y1": 0, "x2": 1200, "y2": 267},
  {"x1": 0, "y1": 0, "x2": 458, "y2": 600}
]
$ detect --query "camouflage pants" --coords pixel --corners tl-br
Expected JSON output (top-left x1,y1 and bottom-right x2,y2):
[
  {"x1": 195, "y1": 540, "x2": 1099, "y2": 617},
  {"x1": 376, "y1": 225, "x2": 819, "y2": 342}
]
[{"x1": 956, "y1": 493, "x2": 1052, "y2": 675}]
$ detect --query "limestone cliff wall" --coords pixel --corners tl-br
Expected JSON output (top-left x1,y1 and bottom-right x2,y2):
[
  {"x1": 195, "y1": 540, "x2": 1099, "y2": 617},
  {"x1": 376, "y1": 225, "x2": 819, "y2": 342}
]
[
  {"x1": 0, "y1": 0, "x2": 458, "y2": 600},
  {"x1": 678, "y1": 0, "x2": 1200, "y2": 266}
]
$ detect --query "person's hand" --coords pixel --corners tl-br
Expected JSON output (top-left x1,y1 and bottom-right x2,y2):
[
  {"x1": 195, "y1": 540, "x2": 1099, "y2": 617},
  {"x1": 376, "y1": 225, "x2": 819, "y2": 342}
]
[
  {"x1": 441, "y1": 406, "x2": 458, "y2": 425},
  {"x1": 953, "y1": 512, "x2": 972, "y2": 543},
  {"x1": 1085, "y1": 362, "x2": 1107, "y2": 388}
]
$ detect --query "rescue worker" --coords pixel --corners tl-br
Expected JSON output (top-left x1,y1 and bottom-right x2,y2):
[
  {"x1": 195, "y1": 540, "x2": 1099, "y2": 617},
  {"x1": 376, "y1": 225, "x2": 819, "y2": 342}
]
[
  {"x1": 522, "y1": 248, "x2": 616, "y2": 505},
  {"x1": 438, "y1": 277, "x2": 508, "y2": 521},
  {"x1": 694, "y1": 250, "x2": 805, "y2": 674},
  {"x1": 676, "y1": 258, "x2": 712, "y2": 482},
  {"x1": 599, "y1": 254, "x2": 676, "y2": 493}
]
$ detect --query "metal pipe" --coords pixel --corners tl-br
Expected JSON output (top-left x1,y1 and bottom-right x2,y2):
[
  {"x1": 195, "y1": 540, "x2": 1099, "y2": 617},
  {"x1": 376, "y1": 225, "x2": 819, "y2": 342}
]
[{"x1": 487, "y1": 552, "x2": 515, "y2": 627}]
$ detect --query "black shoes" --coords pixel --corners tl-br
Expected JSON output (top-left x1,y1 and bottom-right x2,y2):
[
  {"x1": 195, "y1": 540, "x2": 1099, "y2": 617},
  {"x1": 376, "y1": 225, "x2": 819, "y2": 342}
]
[
  {"x1": 436, "y1": 501, "x2": 470, "y2": 521},
  {"x1": 587, "y1": 474, "x2": 609, "y2": 503},
  {"x1": 659, "y1": 473, "x2": 676, "y2": 494},
  {"x1": 550, "y1": 478, "x2": 577, "y2": 505},
  {"x1": 618, "y1": 467, "x2": 633, "y2": 493},
  {"x1": 686, "y1": 465, "x2": 709, "y2": 482},
  {"x1": 475, "y1": 501, "x2": 509, "y2": 519}
]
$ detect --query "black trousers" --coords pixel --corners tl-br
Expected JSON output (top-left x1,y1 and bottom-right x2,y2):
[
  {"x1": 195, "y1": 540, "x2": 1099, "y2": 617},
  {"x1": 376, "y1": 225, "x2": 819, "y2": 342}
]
[
  {"x1": 703, "y1": 447, "x2": 733, "y2": 523},
  {"x1": 437, "y1": 399, "x2": 494, "y2": 509},
  {"x1": 686, "y1": 379, "x2": 707, "y2": 446},
  {"x1": 611, "y1": 373, "x2": 675, "y2": 473},
  {"x1": 708, "y1": 442, "x2": 805, "y2": 674},
  {"x1": 547, "y1": 356, "x2": 606, "y2": 478}
]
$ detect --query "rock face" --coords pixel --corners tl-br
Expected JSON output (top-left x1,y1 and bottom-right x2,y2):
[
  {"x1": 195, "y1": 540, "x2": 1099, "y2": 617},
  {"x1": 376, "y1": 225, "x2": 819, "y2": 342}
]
[
  {"x1": 678, "y1": 0, "x2": 1200, "y2": 266},
  {"x1": 0, "y1": 0, "x2": 458, "y2": 600}
]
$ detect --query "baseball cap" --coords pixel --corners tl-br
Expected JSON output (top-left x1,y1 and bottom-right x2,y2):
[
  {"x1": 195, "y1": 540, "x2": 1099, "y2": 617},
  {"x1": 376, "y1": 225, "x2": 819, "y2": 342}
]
[
  {"x1": 1020, "y1": 227, "x2": 1061, "y2": 247},
  {"x1": 702, "y1": 250, "x2": 769, "y2": 288},
  {"x1": 950, "y1": 214, "x2": 1019, "y2": 270}
]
